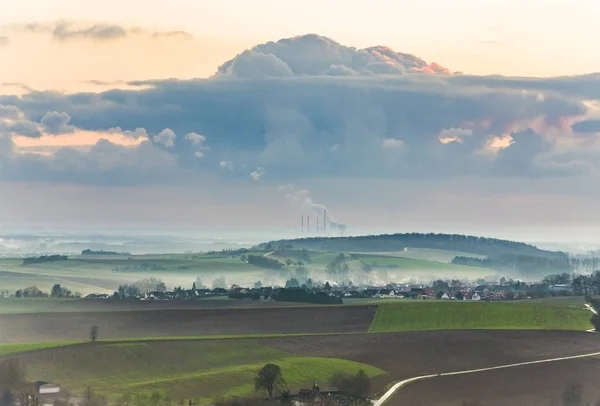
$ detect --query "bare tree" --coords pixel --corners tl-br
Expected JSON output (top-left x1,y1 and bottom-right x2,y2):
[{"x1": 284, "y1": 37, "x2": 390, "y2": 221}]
[
  {"x1": 254, "y1": 363, "x2": 284, "y2": 398},
  {"x1": 81, "y1": 386, "x2": 107, "y2": 406},
  {"x1": 89, "y1": 325, "x2": 99, "y2": 343}
]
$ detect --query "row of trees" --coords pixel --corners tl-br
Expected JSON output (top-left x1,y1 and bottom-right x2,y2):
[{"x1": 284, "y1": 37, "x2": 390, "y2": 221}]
[
  {"x1": 115, "y1": 277, "x2": 168, "y2": 298},
  {"x1": 254, "y1": 363, "x2": 371, "y2": 400},
  {"x1": 272, "y1": 287, "x2": 342, "y2": 305},
  {"x1": 1, "y1": 284, "x2": 80, "y2": 299},
  {"x1": 22, "y1": 255, "x2": 68, "y2": 265}
]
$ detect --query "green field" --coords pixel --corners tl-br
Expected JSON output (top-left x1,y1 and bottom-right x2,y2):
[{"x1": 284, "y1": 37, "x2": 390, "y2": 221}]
[
  {"x1": 369, "y1": 300, "x2": 593, "y2": 332},
  {"x1": 17, "y1": 340, "x2": 383, "y2": 402},
  {"x1": 357, "y1": 248, "x2": 487, "y2": 263},
  {"x1": 273, "y1": 250, "x2": 494, "y2": 280}
]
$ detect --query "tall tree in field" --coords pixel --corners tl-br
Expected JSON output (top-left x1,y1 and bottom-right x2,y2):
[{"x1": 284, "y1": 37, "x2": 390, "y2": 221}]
[
  {"x1": 89, "y1": 325, "x2": 99, "y2": 343},
  {"x1": 254, "y1": 364, "x2": 284, "y2": 398}
]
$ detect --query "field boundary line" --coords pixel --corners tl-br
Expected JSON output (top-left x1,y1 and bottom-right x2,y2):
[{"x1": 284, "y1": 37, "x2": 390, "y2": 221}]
[{"x1": 372, "y1": 350, "x2": 600, "y2": 406}]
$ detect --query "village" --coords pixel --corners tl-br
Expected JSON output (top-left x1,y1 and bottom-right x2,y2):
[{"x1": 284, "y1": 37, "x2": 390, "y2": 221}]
[{"x1": 80, "y1": 276, "x2": 581, "y2": 304}]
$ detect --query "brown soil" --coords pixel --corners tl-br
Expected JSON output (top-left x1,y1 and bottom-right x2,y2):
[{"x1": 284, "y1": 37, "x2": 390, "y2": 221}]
[
  {"x1": 261, "y1": 330, "x2": 600, "y2": 393},
  {"x1": 0, "y1": 305, "x2": 377, "y2": 343},
  {"x1": 388, "y1": 355, "x2": 600, "y2": 406}
]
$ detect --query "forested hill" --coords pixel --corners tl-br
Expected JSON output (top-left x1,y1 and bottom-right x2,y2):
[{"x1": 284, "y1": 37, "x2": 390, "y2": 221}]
[{"x1": 256, "y1": 233, "x2": 567, "y2": 261}]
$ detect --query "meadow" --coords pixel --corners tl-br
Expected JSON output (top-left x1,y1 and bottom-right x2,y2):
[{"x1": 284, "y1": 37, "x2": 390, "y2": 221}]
[
  {"x1": 369, "y1": 299, "x2": 592, "y2": 332},
  {"x1": 13, "y1": 340, "x2": 383, "y2": 402}
]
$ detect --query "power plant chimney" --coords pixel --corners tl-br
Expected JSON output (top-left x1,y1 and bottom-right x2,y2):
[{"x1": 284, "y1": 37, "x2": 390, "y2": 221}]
[
  {"x1": 307, "y1": 216, "x2": 310, "y2": 233},
  {"x1": 301, "y1": 216, "x2": 304, "y2": 232}
]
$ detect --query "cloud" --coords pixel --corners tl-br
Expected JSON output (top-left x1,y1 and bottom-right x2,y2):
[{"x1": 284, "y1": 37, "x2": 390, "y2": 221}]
[
  {"x1": 218, "y1": 50, "x2": 294, "y2": 78},
  {"x1": 0, "y1": 105, "x2": 20, "y2": 120},
  {"x1": 185, "y1": 132, "x2": 208, "y2": 159},
  {"x1": 438, "y1": 127, "x2": 473, "y2": 144},
  {"x1": 250, "y1": 167, "x2": 265, "y2": 182},
  {"x1": 219, "y1": 160, "x2": 234, "y2": 170},
  {"x1": 40, "y1": 111, "x2": 75, "y2": 134},
  {"x1": 153, "y1": 128, "x2": 176, "y2": 148},
  {"x1": 107, "y1": 127, "x2": 148, "y2": 139},
  {"x1": 2, "y1": 34, "x2": 600, "y2": 187},
  {"x1": 12, "y1": 21, "x2": 193, "y2": 42},
  {"x1": 217, "y1": 34, "x2": 450, "y2": 78},
  {"x1": 3, "y1": 139, "x2": 180, "y2": 185},
  {"x1": 185, "y1": 132, "x2": 206, "y2": 145},
  {"x1": 382, "y1": 138, "x2": 404, "y2": 149},
  {"x1": 572, "y1": 119, "x2": 600, "y2": 134},
  {"x1": 52, "y1": 22, "x2": 126, "y2": 41}
]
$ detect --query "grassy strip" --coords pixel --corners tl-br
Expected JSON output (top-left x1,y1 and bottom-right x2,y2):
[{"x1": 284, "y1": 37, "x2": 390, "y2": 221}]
[
  {"x1": 0, "y1": 332, "x2": 363, "y2": 357},
  {"x1": 0, "y1": 341, "x2": 81, "y2": 356},
  {"x1": 369, "y1": 301, "x2": 592, "y2": 333}
]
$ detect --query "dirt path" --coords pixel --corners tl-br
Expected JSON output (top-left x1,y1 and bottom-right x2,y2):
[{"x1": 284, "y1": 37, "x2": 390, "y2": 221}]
[{"x1": 373, "y1": 350, "x2": 600, "y2": 406}]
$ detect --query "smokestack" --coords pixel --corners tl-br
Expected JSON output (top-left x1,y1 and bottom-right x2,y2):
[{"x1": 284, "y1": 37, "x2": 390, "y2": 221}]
[
  {"x1": 307, "y1": 216, "x2": 310, "y2": 233},
  {"x1": 301, "y1": 216, "x2": 304, "y2": 232}
]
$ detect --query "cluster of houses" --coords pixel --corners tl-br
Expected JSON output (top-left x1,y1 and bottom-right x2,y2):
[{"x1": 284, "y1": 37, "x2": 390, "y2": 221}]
[{"x1": 82, "y1": 278, "x2": 578, "y2": 303}]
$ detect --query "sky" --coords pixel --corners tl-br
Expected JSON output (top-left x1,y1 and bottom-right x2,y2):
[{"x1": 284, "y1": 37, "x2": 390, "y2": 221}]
[{"x1": 1, "y1": 0, "x2": 600, "y2": 242}]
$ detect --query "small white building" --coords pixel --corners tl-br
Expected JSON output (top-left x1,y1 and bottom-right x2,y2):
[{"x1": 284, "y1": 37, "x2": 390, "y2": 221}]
[
  {"x1": 35, "y1": 381, "x2": 60, "y2": 395},
  {"x1": 472, "y1": 293, "x2": 481, "y2": 301}
]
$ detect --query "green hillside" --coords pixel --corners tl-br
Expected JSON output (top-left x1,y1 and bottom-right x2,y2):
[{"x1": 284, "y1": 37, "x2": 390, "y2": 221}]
[{"x1": 15, "y1": 340, "x2": 383, "y2": 402}]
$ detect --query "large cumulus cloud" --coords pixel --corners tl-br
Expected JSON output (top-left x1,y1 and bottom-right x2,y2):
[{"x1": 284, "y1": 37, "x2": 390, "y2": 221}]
[
  {"x1": 1, "y1": 34, "x2": 600, "y2": 186},
  {"x1": 217, "y1": 34, "x2": 451, "y2": 78}
]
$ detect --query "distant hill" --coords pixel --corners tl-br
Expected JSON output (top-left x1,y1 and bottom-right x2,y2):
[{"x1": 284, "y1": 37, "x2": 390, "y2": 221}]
[
  {"x1": 256, "y1": 233, "x2": 571, "y2": 276},
  {"x1": 81, "y1": 249, "x2": 131, "y2": 256}
]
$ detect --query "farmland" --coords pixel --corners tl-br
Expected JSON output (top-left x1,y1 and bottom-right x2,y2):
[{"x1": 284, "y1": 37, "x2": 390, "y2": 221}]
[
  {"x1": 8, "y1": 340, "x2": 383, "y2": 402},
  {"x1": 1, "y1": 298, "x2": 592, "y2": 343},
  {"x1": 0, "y1": 305, "x2": 377, "y2": 343},
  {"x1": 369, "y1": 300, "x2": 592, "y2": 332},
  {"x1": 388, "y1": 355, "x2": 600, "y2": 406},
  {"x1": 4, "y1": 330, "x2": 600, "y2": 402}
]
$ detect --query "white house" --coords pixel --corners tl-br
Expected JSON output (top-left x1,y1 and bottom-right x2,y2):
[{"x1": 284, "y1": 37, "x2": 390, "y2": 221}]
[
  {"x1": 35, "y1": 381, "x2": 60, "y2": 395},
  {"x1": 472, "y1": 293, "x2": 481, "y2": 301}
]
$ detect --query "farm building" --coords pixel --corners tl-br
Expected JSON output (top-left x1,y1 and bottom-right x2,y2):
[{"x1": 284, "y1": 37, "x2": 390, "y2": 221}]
[{"x1": 35, "y1": 381, "x2": 60, "y2": 394}]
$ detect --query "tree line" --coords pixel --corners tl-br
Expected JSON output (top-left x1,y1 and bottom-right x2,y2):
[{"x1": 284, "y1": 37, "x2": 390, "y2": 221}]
[
  {"x1": 1, "y1": 284, "x2": 80, "y2": 299},
  {"x1": 22, "y1": 255, "x2": 68, "y2": 265}
]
